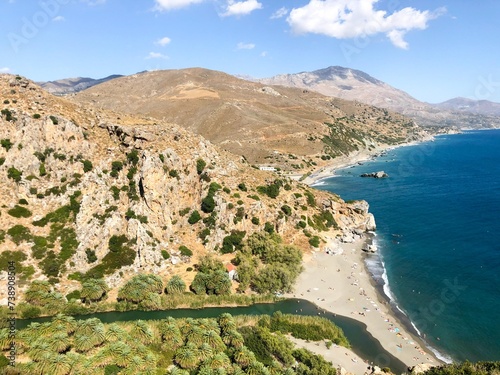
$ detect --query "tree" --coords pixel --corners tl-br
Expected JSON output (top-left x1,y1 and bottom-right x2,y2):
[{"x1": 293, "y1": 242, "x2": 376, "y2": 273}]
[
  {"x1": 196, "y1": 158, "x2": 207, "y2": 175},
  {"x1": 175, "y1": 346, "x2": 199, "y2": 370},
  {"x1": 187, "y1": 210, "x2": 201, "y2": 224},
  {"x1": 81, "y1": 279, "x2": 108, "y2": 303},
  {"x1": 166, "y1": 275, "x2": 186, "y2": 295}
]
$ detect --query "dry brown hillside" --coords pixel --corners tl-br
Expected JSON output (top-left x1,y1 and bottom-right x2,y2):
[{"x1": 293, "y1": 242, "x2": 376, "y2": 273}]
[
  {"x1": 73, "y1": 68, "x2": 428, "y2": 174},
  {"x1": 0, "y1": 74, "x2": 375, "y2": 305}
]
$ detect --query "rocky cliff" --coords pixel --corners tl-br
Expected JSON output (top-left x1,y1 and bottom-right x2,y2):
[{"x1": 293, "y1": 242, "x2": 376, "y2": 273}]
[{"x1": 0, "y1": 74, "x2": 375, "y2": 300}]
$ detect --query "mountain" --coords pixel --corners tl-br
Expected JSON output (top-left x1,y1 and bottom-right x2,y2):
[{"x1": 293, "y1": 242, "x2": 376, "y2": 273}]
[
  {"x1": 73, "y1": 67, "x2": 428, "y2": 174},
  {"x1": 259, "y1": 66, "x2": 500, "y2": 129},
  {"x1": 38, "y1": 74, "x2": 123, "y2": 95},
  {"x1": 435, "y1": 97, "x2": 500, "y2": 117},
  {"x1": 0, "y1": 73, "x2": 375, "y2": 304}
]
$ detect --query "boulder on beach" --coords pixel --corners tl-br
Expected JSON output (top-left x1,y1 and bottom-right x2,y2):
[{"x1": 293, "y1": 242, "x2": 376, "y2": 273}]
[{"x1": 360, "y1": 171, "x2": 389, "y2": 178}]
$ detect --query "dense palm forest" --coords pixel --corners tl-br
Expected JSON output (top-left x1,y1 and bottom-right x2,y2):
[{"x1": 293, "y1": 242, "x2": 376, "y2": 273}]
[{"x1": 0, "y1": 312, "x2": 348, "y2": 374}]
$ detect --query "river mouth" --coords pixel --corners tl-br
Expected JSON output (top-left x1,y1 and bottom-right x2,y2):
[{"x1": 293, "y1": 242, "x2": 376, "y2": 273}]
[{"x1": 17, "y1": 298, "x2": 408, "y2": 374}]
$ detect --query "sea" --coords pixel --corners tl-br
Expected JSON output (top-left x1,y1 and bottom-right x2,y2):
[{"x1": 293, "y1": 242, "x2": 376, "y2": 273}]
[{"x1": 313, "y1": 129, "x2": 500, "y2": 363}]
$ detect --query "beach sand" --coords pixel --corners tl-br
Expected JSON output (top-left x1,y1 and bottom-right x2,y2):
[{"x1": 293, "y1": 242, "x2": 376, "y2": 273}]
[{"x1": 286, "y1": 238, "x2": 441, "y2": 374}]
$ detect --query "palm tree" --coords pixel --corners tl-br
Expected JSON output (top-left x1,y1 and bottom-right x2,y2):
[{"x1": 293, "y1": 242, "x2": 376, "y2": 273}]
[
  {"x1": 75, "y1": 318, "x2": 105, "y2": 349},
  {"x1": 105, "y1": 322, "x2": 127, "y2": 343},
  {"x1": 203, "y1": 352, "x2": 231, "y2": 370},
  {"x1": 198, "y1": 343, "x2": 213, "y2": 361},
  {"x1": 50, "y1": 314, "x2": 77, "y2": 334},
  {"x1": 80, "y1": 279, "x2": 108, "y2": 303},
  {"x1": 233, "y1": 346, "x2": 255, "y2": 369},
  {"x1": 129, "y1": 320, "x2": 154, "y2": 345},
  {"x1": 268, "y1": 361, "x2": 284, "y2": 375},
  {"x1": 0, "y1": 328, "x2": 11, "y2": 350},
  {"x1": 218, "y1": 313, "x2": 236, "y2": 333},
  {"x1": 186, "y1": 326, "x2": 204, "y2": 347},
  {"x1": 174, "y1": 345, "x2": 200, "y2": 370},
  {"x1": 165, "y1": 275, "x2": 187, "y2": 294},
  {"x1": 139, "y1": 291, "x2": 162, "y2": 310},
  {"x1": 167, "y1": 367, "x2": 190, "y2": 375},
  {"x1": 47, "y1": 353, "x2": 71, "y2": 375},
  {"x1": 222, "y1": 329, "x2": 244, "y2": 349},
  {"x1": 158, "y1": 321, "x2": 183, "y2": 349},
  {"x1": 246, "y1": 361, "x2": 270, "y2": 375},
  {"x1": 27, "y1": 340, "x2": 51, "y2": 362},
  {"x1": 48, "y1": 332, "x2": 71, "y2": 353},
  {"x1": 202, "y1": 330, "x2": 226, "y2": 351}
]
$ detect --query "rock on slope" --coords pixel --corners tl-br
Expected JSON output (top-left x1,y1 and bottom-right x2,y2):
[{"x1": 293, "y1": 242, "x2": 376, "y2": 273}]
[{"x1": 0, "y1": 74, "x2": 375, "y2": 300}]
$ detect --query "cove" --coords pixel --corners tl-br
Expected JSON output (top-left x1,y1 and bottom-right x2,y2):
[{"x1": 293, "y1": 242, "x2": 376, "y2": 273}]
[{"x1": 17, "y1": 299, "x2": 407, "y2": 373}]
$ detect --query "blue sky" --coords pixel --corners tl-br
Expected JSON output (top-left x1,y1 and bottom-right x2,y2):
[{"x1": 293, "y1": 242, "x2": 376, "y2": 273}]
[{"x1": 1, "y1": 0, "x2": 500, "y2": 104}]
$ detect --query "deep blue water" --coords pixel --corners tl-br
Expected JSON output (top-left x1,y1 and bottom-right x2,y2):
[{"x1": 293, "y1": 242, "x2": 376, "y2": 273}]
[{"x1": 315, "y1": 130, "x2": 500, "y2": 363}]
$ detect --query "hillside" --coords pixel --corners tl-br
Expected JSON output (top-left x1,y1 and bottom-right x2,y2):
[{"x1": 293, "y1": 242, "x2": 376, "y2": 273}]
[
  {"x1": 260, "y1": 66, "x2": 500, "y2": 129},
  {"x1": 0, "y1": 73, "x2": 376, "y2": 306},
  {"x1": 72, "y1": 68, "x2": 428, "y2": 174}
]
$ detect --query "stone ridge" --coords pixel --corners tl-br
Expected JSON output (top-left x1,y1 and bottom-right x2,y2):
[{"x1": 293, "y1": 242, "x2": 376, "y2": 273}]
[{"x1": 0, "y1": 74, "x2": 374, "y2": 301}]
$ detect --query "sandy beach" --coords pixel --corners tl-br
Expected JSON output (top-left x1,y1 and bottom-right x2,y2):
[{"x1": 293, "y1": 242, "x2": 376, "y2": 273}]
[{"x1": 286, "y1": 238, "x2": 442, "y2": 374}]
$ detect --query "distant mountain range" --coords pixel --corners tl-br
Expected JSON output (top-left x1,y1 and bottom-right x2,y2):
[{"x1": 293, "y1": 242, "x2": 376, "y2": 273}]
[
  {"x1": 38, "y1": 66, "x2": 500, "y2": 128},
  {"x1": 38, "y1": 74, "x2": 123, "y2": 95},
  {"x1": 434, "y1": 97, "x2": 500, "y2": 117},
  {"x1": 259, "y1": 66, "x2": 500, "y2": 128}
]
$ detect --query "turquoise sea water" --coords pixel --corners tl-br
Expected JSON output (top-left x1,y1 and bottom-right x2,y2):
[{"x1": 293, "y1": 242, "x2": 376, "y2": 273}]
[{"x1": 315, "y1": 130, "x2": 500, "y2": 363}]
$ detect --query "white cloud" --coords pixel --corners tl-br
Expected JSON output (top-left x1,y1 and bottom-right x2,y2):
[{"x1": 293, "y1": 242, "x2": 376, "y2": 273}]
[
  {"x1": 222, "y1": 0, "x2": 262, "y2": 17},
  {"x1": 287, "y1": 0, "x2": 445, "y2": 49},
  {"x1": 260, "y1": 51, "x2": 268, "y2": 57},
  {"x1": 0, "y1": 67, "x2": 10, "y2": 73},
  {"x1": 271, "y1": 6, "x2": 288, "y2": 19},
  {"x1": 154, "y1": 0, "x2": 205, "y2": 11},
  {"x1": 156, "y1": 36, "x2": 171, "y2": 46},
  {"x1": 146, "y1": 52, "x2": 169, "y2": 60},
  {"x1": 237, "y1": 42, "x2": 255, "y2": 50},
  {"x1": 52, "y1": 16, "x2": 65, "y2": 22}
]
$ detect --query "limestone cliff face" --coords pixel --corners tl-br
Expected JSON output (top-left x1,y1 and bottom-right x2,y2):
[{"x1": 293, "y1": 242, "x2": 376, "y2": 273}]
[{"x1": 0, "y1": 74, "x2": 375, "y2": 297}]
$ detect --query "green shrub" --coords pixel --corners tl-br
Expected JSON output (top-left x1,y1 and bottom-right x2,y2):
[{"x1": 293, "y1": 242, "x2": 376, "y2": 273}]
[
  {"x1": 0, "y1": 157, "x2": 5, "y2": 166},
  {"x1": 179, "y1": 245, "x2": 193, "y2": 257},
  {"x1": 85, "y1": 249, "x2": 97, "y2": 263},
  {"x1": 7, "y1": 205, "x2": 32, "y2": 218},
  {"x1": 49, "y1": 115, "x2": 59, "y2": 125},
  {"x1": 110, "y1": 185, "x2": 120, "y2": 200},
  {"x1": 309, "y1": 236, "x2": 320, "y2": 247},
  {"x1": 82, "y1": 159, "x2": 93, "y2": 173},
  {"x1": 110, "y1": 161, "x2": 123, "y2": 177},
  {"x1": 33, "y1": 113, "x2": 41, "y2": 119},
  {"x1": 221, "y1": 230, "x2": 246, "y2": 254},
  {"x1": 187, "y1": 210, "x2": 201, "y2": 224},
  {"x1": 39, "y1": 162, "x2": 47, "y2": 176},
  {"x1": 169, "y1": 169, "x2": 179, "y2": 178},
  {"x1": 18, "y1": 198, "x2": 28, "y2": 205},
  {"x1": 161, "y1": 250, "x2": 170, "y2": 260},
  {"x1": 196, "y1": 158, "x2": 206, "y2": 175},
  {"x1": 281, "y1": 205, "x2": 292, "y2": 216},
  {"x1": 237, "y1": 183, "x2": 247, "y2": 192},
  {"x1": 297, "y1": 220, "x2": 307, "y2": 229},
  {"x1": 7, "y1": 225, "x2": 31, "y2": 245},
  {"x1": 7, "y1": 166, "x2": 22, "y2": 182},
  {"x1": 251, "y1": 217, "x2": 260, "y2": 225},
  {"x1": 1, "y1": 139, "x2": 13, "y2": 151},
  {"x1": 126, "y1": 149, "x2": 139, "y2": 166},
  {"x1": 264, "y1": 222, "x2": 274, "y2": 234}
]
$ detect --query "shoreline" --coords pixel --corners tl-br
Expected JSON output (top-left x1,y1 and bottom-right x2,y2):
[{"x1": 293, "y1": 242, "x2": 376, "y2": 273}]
[
  {"x1": 286, "y1": 237, "x2": 443, "y2": 374},
  {"x1": 302, "y1": 138, "x2": 434, "y2": 186}
]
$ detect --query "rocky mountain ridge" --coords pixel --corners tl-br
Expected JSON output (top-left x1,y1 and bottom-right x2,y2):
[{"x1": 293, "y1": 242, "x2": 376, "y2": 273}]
[
  {"x1": 259, "y1": 66, "x2": 500, "y2": 129},
  {"x1": 0, "y1": 74, "x2": 375, "y2": 302}
]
